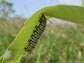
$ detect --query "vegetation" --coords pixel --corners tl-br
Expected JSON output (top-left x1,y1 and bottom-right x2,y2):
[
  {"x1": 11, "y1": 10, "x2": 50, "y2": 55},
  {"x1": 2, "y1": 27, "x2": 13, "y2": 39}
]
[
  {"x1": 0, "y1": 0, "x2": 84, "y2": 63},
  {"x1": 0, "y1": 19, "x2": 24, "y2": 56},
  {"x1": 82, "y1": 0, "x2": 84, "y2": 6},
  {"x1": 0, "y1": 19, "x2": 84, "y2": 63},
  {"x1": 0, "y1": 0, "x2": 15, "y2": 19}
]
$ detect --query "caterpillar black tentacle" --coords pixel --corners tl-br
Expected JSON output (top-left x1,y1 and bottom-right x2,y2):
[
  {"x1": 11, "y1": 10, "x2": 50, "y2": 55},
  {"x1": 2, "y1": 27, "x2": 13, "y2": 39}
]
[{"x1": 24, "y1": 14, "x2": 46, "y2": 52}]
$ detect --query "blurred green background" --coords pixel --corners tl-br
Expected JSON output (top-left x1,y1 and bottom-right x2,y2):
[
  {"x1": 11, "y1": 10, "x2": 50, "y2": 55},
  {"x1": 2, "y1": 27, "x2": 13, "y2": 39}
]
[
  {"x1": 0, "y1": 0, "x2": 84, "y2": 63},
  {"x1": 0, "y1": 17, "x2": 84, "y2": 63}
]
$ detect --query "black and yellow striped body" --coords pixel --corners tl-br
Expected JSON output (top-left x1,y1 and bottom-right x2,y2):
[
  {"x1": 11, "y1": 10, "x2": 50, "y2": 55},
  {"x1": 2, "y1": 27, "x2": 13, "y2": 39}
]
[{"x1": 24, "y1": 14, "x2": 46, "y2": 52}]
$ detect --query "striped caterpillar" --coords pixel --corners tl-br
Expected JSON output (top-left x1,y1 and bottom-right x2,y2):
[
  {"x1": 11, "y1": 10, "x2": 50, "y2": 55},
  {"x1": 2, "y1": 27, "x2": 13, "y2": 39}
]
[{"x1": 24, "y1": 14, "x2": 46, "y2": 52}]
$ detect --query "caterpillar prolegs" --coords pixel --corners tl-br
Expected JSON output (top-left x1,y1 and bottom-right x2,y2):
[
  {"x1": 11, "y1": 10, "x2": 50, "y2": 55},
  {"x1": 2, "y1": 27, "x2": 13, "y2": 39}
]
[{"x1": 24, "y1": 14, "x2": 46, "y2": 52}]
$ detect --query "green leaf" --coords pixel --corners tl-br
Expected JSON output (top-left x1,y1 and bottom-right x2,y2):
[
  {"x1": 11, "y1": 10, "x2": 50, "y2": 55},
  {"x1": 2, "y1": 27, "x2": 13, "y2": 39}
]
[
  {"x1": 82, "y1": 0, "x2": 84, "y2": 6},
  {"x1": 2, "y1": 5, "x2": 84, "y2": 63}
]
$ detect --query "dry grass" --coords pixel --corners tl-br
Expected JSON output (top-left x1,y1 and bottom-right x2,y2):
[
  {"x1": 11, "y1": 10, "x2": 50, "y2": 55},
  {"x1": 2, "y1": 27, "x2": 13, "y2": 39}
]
[{"x1": 0, "y1": 20, "x2": 84, "y2": 63}]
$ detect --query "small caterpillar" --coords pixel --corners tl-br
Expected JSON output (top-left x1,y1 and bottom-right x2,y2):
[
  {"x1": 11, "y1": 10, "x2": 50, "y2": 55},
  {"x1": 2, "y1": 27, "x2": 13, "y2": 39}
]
[{"x1": 24, "y1": 14, "x2": 46, "y2": 52}]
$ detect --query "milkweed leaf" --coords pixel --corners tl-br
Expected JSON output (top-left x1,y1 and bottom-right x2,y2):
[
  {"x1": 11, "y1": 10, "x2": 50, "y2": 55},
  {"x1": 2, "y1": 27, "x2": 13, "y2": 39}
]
[{"x1": 2, "y1": 5, "x2": 84, "y2": 63}]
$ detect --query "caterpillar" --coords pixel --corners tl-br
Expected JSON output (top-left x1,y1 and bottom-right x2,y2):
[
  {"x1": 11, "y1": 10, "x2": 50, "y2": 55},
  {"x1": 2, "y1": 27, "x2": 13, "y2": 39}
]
[{"x1": 24, "y1": 14, "x2": 46, "y2": 52}]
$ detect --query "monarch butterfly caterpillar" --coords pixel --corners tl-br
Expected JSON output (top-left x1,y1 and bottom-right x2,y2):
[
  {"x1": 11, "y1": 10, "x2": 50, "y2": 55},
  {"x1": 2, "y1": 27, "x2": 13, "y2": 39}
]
[{"x1": 24, "y1": 14, "x2": 46, "y2": 52}]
